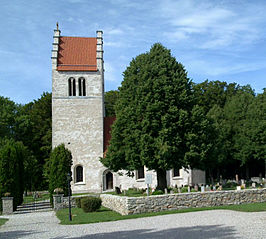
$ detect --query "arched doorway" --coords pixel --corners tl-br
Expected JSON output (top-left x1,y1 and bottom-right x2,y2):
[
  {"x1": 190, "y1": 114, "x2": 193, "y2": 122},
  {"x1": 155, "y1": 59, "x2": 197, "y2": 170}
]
[{"x1": 103, "y1": 170, "x2": 113, "y2": 191}]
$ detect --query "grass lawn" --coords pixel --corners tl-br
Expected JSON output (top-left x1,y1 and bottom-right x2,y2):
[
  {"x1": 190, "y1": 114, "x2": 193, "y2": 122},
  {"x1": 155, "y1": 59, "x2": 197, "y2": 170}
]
[
  {"x1": 0, "y1": 218, "x2": 8, "y2": 227},
  {"x1": 56, "y1": 202, "x2": 266, "y2": 225},
  {"x1": 72, "y1": 192, "x2": 99, "y2": 196}
]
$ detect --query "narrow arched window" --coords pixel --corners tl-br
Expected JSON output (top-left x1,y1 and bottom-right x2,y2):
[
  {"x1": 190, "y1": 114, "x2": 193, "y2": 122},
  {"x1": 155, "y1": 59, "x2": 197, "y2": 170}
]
[
  {"x1": 83, "y1": 78, "x2": 86, "y2": 96},
  {"x1": 72, "y1": 78, "x2": 76, "y2": 96},
  {"x1": 68, "y1": 77, "x2": 76, "y2": 96},
  {"x1": 78, "y1": 77, "x2": 86, "y2": 96},
  {"x1": 76, "y1": 166, "x2": 83, "y2": 182},
  {"x1": 68, "y1": 78, "x2": 72, "y2": 96}
]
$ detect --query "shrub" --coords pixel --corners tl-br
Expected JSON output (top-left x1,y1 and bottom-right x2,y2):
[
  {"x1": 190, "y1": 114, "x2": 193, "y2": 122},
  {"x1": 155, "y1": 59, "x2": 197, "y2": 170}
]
[
  {"x1": 75, "y1": 197, "x2": 82, "y2": 208},
  {"x1": 181, "y1": 187, "x2": 188, "y2": 193},
  {"x1": 152, "y1": 190, "x2": 164, "y2": 195},
  {"x1": 81, "y1": 197, "x2": 102, "y2": 212}
]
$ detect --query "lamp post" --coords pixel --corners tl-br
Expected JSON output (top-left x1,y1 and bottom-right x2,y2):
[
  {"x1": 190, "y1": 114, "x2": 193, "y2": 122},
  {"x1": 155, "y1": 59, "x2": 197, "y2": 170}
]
[{"x1": 67, "y1": 172, "x2": 72, "y2": 221}]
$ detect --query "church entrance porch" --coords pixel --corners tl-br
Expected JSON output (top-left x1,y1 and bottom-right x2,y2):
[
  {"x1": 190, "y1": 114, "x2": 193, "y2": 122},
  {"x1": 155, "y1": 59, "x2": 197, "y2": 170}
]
[{"x1": 103, "y1": 170, "x2": 113, "y2": 191}]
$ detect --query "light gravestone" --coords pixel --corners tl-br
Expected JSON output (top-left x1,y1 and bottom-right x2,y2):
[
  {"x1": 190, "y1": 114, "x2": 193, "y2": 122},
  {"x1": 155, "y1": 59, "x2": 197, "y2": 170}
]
[
  {"x1": 145, "y1": 174, "x2": 152, "y2": 196},
  {"x1": 201, "y1": 186, "x2": 205, "y2": 192}
]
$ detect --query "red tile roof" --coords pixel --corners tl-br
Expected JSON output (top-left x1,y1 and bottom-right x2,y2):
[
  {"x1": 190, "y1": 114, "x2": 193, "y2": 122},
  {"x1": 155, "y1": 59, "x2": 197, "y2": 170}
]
[
  {"x1": 57, "y1": 36, "x2": 97, "y2": 71},
  {"x1": 104, "y1": 117, "x2": 116, "y2": 154}
]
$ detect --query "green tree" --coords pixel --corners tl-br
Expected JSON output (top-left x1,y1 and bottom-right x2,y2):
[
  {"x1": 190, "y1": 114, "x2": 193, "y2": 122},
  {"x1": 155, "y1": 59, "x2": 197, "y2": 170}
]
[
  {"x1": 101, "y1": 43, "x2": 212, "y2": 189},
  {"x1": 0, "y1": 139, "x2": 27, "y2": 209},
  {"x1": 105, "y1": 90, "x2": 119, "y2": 116},
  {"x1": 207, "y1": 89, "x2": 258, "y2": 179},
  {"x1": 14, "y1": 92, "x2": 52, "y2": 190},
  {"x1": 0, "y1": 96, "x2": 17, "y2": 139},
  {"x1": 48, "y1": 144, "x2": 72, "y2": 200}
]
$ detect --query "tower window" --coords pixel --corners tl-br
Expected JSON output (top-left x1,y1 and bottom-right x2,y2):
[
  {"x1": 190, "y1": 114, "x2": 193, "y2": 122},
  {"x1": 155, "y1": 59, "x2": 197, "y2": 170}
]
[
  {"x1": 75, "y1": 165, "x2": 83, "y2": 183},
  {"x1": 78, "y1": 77, "x2": 86, "y2": 96},
  {"x1": 68, "y1": 77, "x2": 76, "y2": 96}
]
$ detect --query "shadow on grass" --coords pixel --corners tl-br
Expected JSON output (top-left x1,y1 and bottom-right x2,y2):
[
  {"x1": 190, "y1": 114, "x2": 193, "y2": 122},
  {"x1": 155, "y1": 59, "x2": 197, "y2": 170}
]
[{"x1": 55, "y1": 225, "x2": 238, "y2": 239}]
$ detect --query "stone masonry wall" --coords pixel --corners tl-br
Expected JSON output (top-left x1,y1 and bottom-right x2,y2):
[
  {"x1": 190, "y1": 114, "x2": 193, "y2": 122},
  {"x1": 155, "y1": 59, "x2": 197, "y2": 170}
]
[
  {"x1": 100, "y1": 194, "x2": 128, "y2": 215},
  {"x1": 101, "y1": 188, "x2": 266, "y2": 215}
]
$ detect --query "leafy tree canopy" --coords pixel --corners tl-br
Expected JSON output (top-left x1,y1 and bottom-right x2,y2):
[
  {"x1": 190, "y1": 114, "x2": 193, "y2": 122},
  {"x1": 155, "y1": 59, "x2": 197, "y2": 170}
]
[{"x1": 101, "y1": 43, "x2": 213, "y2": 189}]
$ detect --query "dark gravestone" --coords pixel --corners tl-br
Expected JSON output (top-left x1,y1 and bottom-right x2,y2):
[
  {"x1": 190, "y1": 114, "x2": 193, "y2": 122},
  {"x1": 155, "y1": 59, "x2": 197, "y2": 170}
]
[{"x1": 115, "y1": 186, "x2": 121, "y2": 194}]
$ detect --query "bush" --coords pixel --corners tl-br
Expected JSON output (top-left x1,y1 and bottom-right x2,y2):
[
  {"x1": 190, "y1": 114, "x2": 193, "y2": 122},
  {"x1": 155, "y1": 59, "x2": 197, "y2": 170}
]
[
  {"x1": 223, "y1": 182, "x2": 238, "y2": 189},
  {"x1": 181, "y1": 187, "x2": 188, "y2": 193},
  {"x1": 152, "y1": 190, "x2": 164, "y2": 195},
  {"x1": 81, "y1": 197, "x2": 102, "y2": 212},
  {"x1": 75, "y1": 197, "x2": 82, "y2": 208}
]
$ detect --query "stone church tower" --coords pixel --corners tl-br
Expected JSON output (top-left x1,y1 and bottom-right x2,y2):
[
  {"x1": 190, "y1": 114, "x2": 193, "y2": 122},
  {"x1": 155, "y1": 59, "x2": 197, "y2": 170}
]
[{"x1": 51, "y1": 26, "x2": 106, "y2": 193}]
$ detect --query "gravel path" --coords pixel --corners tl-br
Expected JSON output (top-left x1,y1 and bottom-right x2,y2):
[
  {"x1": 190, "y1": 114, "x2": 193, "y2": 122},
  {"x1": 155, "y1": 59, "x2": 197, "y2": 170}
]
[{"x1": 0, "y1": 210, "x2": 265, "y2": 239}]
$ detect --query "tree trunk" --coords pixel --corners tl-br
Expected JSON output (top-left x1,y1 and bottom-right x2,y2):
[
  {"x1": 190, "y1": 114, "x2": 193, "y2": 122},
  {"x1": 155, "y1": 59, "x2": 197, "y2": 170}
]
[{"x1": 156, "y1": 169, "x2": 167, "y2": 191}]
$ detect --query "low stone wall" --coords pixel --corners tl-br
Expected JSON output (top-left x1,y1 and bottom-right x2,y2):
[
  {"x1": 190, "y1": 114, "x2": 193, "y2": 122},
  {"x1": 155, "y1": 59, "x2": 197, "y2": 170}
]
[
  {"x1": 101, "y1": 188, "x2": 266, "y2": 215},
  {"x1": 100, "y1": 194, "x2": 128, "y2": 215}
]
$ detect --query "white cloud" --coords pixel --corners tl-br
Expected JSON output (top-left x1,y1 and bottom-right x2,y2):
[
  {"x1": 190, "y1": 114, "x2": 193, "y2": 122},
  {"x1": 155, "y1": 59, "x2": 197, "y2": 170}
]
[
  {"x1": 104, "y1": 62, "x2": 118, "y2": 82},
  {"x1": 105, "y1": 41, "x2": 124, "y2": 47},
  {"x1": 105, "y1": 28, "x2": 124, "y2": 35},
  {"x1": 160, "y1": 0, "x2": 265, "y2": 49},
  {"x1": 186, "y1": 59, "x2": 266, "y2": 77}
]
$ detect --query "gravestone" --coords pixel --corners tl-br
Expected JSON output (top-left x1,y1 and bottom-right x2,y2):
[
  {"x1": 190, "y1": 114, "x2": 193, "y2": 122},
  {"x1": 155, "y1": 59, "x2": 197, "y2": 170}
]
[
  {"x1": 252, "y1": 182, "x2": 256, "y2": 188},
  {"x1": 237, "y1": 186, "x2": 241, "y2": 191},
  {"x1": 201, "y1": 186, "x2": 205, "y2": 192},
  {"x1": 213, "y1": 186, "x2": 216, "y2": 191},
  {"x1": 188, "y1": 186, "x2": 190, "y2": 193},
  {"x1": 241, "y1": 179, "x2": 245, "y2": 185},
  {"x1": 194, "y1": 185, "x2": 199, "y2": 192},
  {"x1": 235, "y1": 174, "x2": 239, "y2": 184},
  {"x1": 115, "y1": 186, "x2": 121, "y2": 194}
]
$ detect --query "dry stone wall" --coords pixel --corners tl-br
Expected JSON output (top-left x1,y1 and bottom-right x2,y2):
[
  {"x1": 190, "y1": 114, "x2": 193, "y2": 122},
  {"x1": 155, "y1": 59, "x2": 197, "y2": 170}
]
[{"x1": 101, "y1": 188, "x2": 266, "y2": 215}]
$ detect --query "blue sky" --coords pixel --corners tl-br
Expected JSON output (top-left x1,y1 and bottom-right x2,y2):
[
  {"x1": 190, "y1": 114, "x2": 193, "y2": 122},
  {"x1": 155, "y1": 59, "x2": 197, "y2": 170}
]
[{"x1": 0, "y1": 0, "x2": 266, "y2": 104}]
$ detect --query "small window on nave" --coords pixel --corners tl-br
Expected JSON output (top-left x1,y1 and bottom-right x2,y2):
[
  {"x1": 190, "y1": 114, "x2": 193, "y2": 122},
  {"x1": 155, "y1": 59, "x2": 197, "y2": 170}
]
[
  {"x1": 173, "y1": 168, "x2": 180, "y2": 177},
  {"x1": 136, "y1": 166, "x2": 145, "y2": 179}
]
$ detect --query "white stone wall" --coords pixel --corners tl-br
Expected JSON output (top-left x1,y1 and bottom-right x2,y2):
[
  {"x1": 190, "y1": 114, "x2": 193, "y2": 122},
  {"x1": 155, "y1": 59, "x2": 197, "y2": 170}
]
[{"x1": 101, "y1": 188, "x2": 266, "y2": 215}]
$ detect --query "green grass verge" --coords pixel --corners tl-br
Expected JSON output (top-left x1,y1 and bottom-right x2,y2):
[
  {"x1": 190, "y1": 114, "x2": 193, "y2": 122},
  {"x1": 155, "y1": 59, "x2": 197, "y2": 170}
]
[
  {"x1": 0, "y1": 218, "x2": 8, "y2": 227},
  {"x1": 56, "y1": 202, "x2": 266, "y2": 225},
  {"x1": 72, "y1": 192, "x2": 99, "y2": 196}
]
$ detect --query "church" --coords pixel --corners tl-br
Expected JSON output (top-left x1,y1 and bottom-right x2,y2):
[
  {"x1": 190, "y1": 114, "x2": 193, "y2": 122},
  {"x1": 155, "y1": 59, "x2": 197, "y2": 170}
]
[{"x1": 51, "y1": 26, "x2": 205, "y2": 193}]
